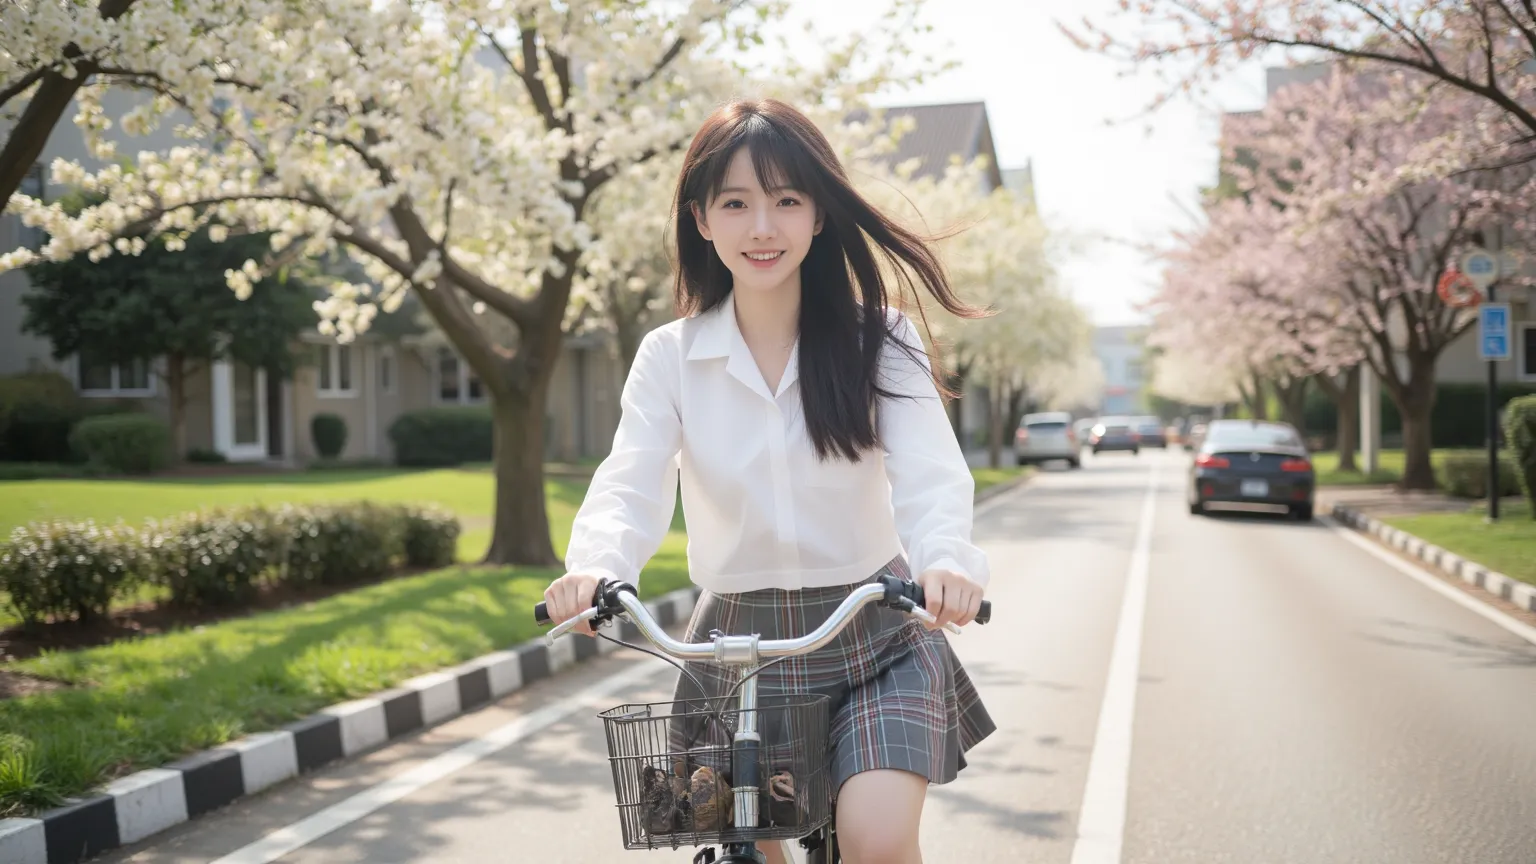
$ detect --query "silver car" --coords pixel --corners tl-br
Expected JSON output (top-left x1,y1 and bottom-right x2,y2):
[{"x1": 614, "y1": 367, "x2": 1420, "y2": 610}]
[{"x1": 1014, "y1": 412, "x2": 1082, "y2": 468}]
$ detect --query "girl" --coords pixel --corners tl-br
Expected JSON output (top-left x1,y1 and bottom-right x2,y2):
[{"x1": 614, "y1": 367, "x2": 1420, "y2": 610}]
[{"x1": 544, "y1": 98, "x2": 994, "y2": 864}]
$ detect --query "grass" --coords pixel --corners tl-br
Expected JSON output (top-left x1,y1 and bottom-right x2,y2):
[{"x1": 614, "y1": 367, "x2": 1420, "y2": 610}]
[
  {"x1": 970, "y1": 465, "x2": 1029, "y2": 494},
  {"x1": 1309, "y1": 448, "x2": 1498, "y2": 487},
  {"x1": 1380, "y1": 498, "x2": 1536, "y2": 588},
  {"x1": 0, "y1": 462, "x2": 1008, "y2": 816}
]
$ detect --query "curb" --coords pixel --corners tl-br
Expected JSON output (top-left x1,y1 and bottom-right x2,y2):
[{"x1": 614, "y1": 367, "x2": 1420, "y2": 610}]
[
  {"x1": 1330, "y1": 503, "x2": 1536, "y2": 615},
  {"x1": 0, "y1": 586, "x2": 704, "y2": 864}
]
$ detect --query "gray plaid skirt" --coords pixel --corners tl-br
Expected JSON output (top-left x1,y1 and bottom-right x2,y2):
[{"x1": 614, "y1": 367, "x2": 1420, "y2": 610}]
[{"x1": 668, "y1": 556, "x2": 995, "y2": 797}]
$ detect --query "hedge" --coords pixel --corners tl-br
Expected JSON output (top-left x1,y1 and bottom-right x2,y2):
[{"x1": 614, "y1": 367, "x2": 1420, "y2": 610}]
[
  {"x1": 1303, "y1": 382, "x2": 1536, "y2": 449},
  {"x1": 0, "y1": 502, "x2": 461, "y2": 626},
  {"x1": 388, "y1": 406, "x2": 493, "y2": 466},
  {"x1": 69, "y1": 413, "x2": 172, "y2": 474},
  {"x1": 311, "y1": 413, "x2": 348, "y2": 459},
  {"x1": 1506, "y1": 395, "x2": 1536, "y2": 514},
  {"x1": 0, "y1": 372, "x2": 81, "y2": 463},
  {"x1": 1435, "y1": 452, "x2": 1522, "y2": 499}
]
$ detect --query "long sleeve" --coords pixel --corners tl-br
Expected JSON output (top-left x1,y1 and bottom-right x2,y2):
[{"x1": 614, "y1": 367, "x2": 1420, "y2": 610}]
[
  {"x1": 876, "y1": 312, "x2": 991, "y2": 587},
  {"x1": 563, "y1": 328, "x2": 682, "y2": 589}
]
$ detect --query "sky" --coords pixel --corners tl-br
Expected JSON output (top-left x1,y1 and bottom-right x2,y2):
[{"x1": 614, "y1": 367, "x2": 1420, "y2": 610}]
[{"x1": 778, "y1": 0, "x2": 1273, "y2": 327}]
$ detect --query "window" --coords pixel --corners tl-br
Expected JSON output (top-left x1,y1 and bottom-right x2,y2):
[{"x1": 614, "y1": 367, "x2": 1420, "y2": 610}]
[
  {"x1": 436, "y1": 347, "x2": 486, "y2": 404},
  {"x1": 379, "y1": 347, "x2": 395, "y2": 395},
  {"x1": 316, "y1": 344, "x2": 356, "y2": 397},
  {"x1": 1522, "y1": 323, "x2": 1536, "y2": 380},
  {"x1": 78, "y1": 351, "x2": 153, "y2": 396},
  {"x1": 20, "y1": 163, "x2": 45, "y2": 251}
]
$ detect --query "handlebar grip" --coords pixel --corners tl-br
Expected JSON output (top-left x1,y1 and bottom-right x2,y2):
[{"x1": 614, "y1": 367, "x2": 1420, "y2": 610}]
[
  {"x1": 890, "y1": 577, "x2": 991, "y2": 624},
  {"x1": 534, "y1": 602, "x2": 551, "y2": 626}
]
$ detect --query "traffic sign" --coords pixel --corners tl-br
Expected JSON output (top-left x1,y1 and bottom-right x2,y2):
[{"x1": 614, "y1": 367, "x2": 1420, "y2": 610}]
[
  {"x1": 1480, "y1": 303, "x2": 1511, "y2": 361},
  {"x1": 1461, "y1": 248, "x2": 1499, "y2": 290}
]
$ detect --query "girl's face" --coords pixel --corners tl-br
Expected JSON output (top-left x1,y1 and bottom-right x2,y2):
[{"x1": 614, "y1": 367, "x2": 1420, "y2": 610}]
[{"x1": 693, "y1": 147, "x2": 823, "y2": 297}]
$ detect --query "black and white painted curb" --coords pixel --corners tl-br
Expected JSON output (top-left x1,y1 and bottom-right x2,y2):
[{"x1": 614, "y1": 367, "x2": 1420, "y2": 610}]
[
  {"x1": 1331, "y1": 504, "x2": 1536, "y2": 615},
  {"x1": 0, "y1": 586, "x2": 702, "y2": 864}
]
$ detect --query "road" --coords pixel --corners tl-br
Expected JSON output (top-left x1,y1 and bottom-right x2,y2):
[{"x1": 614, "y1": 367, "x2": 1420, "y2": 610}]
[{"x1": 100, "y1": 449, "x2": 1536, "y2": 863}]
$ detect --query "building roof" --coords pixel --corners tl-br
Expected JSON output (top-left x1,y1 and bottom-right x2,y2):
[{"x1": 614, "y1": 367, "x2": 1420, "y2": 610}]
[{"x1": 855, "y1": 101, "x2": 1005, "y2": 191}]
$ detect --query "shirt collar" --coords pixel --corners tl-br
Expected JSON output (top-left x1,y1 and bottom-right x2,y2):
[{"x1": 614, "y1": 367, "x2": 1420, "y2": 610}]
[{"x1": 687, "y1": 292, "x2": 800, "y2": 401}]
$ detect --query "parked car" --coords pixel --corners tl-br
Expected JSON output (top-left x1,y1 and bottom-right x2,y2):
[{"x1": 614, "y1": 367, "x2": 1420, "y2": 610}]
[
  {"x1": 1089, "y1": 416, "x2": 1140, "y2": 455},
  {"x1": 1014, "y1": 411, "x2": 1081, "y2": 468},
  {"x1": 1132, "y1": 416, "x2": 1167, "y2": 448},
  {"x1": 1187, "y1": 419, "x2": 1315, "y2": 520}
]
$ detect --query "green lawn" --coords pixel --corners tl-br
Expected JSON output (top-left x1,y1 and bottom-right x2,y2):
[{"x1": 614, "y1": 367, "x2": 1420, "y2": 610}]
[
  {"x1": 971, "y1": 465, "x2": 1030, "y2": 494},
  {"x1": 0, "y1": 463, "x2": 1007, "y2": 816},
  {"x1": 1382, "y1": 499, "x2": 1536, "y2": 587},
  {"x1": 1309, "y1": 448, "x2": 1493, "y2": 487}
]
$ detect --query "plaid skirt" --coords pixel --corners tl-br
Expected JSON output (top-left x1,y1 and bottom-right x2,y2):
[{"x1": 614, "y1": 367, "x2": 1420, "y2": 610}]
[{"x1": 668, "y1": 556, "x2": 995, "y2": 797}]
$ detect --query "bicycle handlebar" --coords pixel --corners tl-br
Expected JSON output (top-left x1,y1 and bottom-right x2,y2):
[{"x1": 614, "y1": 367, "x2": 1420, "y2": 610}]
[{"x1": 534, "y1": 576, "x2": 989, "y2": 662}]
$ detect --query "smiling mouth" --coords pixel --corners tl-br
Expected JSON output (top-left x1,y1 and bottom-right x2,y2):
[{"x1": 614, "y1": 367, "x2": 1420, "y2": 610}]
[{"x1": 744, "y1": 251, "x2": 783, "y2": 262}]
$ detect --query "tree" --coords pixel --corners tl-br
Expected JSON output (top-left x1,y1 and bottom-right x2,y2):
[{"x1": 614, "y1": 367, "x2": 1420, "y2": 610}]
[
  {"x1": 1066, "y1": 1, "x2": 1536, "y2": 170},
  {"x1": 2, "y1": 0, "x2": 938, "y2": 566},
  {"x1": 20, "y1": 225, "x2": 315, "y2": 459}
]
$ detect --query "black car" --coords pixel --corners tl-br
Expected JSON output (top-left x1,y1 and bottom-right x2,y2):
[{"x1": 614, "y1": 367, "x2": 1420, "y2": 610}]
[
  {"x1": 1089, "y1": 416, "x2": 1140, "y2": 454},
  {"x1": 1131, "y1": 416, "x2": 1167, "y2": 448},
  {"x1": 1188, "y1": 420, "x2": 1315, "y2": 520}
]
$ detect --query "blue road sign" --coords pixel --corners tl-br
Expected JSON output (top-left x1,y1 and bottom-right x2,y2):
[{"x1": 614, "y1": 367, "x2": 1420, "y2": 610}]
[{"x1": 1480, "y1": 303, "x2": 1510, "y2": 361}]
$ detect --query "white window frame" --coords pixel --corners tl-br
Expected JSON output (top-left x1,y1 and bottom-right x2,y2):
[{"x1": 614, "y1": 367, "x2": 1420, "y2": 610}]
[
  {"x1": 379, "y1": 346, "x2": 396, "y2": 395},
  {"x1": 1519, "y1": 322, "x2": 1536, "y2": 382},
  {"x1": 434, "y1": 346, "x2": 486, "y2": 405},
  {"x1": 316, "y1": 343, "x2": 358, "y2": 398},
  {"x1": 77, "y1": 355, "x2": 156, "y2": 398}
]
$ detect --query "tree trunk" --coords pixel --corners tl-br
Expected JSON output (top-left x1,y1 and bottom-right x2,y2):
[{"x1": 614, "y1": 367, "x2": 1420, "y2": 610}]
[
  {"x1": 166, "y1": 352, "x2": 187, "y2": 462},
  {"x1": 1275, "y1": 376, "x2": 1308, "y2": 434},
  {"x1": 484, "y1": 389, "x2": 559, "y2": 566},
  {"x1": 1240, "y1": 374, "x2": 1269, "y2": 420},
  {"x1": 987, "y1": 373, "x2": 1004, "y2": 469},
  {"x1": 1394, "y1": 353, "x2": 1438, "y2": 491},
  {"x1": 1334, "y1": 367, "x2": 1360, "y2": 472}
]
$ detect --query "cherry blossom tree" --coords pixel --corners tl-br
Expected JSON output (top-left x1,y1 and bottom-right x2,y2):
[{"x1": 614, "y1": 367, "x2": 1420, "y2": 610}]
[
  {"x1": 3, "y1": 0, "x2": 941, "y2": 565},
  {"x1": 1066, "y1": 1, "x2": 1536, "y2": 169}
]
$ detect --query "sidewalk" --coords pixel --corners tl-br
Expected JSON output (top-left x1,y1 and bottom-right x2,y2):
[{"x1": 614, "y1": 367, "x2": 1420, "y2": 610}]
[{"x1": 1315, "y1": 484, "x2": 1477, "y2": 518}]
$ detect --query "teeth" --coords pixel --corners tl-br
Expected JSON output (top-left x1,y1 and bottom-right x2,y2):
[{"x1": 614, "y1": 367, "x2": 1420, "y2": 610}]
[{"x1": 745, "y1": 252, "x2": 781, "y2": 261}]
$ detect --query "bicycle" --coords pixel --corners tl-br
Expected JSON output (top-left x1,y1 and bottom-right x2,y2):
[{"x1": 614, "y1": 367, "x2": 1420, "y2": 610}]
[{"x1": 535, "y1": 577, "x2": 992, "y2": 864}]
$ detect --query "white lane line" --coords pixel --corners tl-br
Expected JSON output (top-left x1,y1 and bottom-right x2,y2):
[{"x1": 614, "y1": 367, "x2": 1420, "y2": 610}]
[
  {"x1": 1070, "y1": 462, "x2": 1159, "y2": 864},
  {"x1": 211, "y1": 659, "x2": 671, "y2": 864},
  {"x1": 1324, "y1": 517, "x2": 1536, "y2": 647}
]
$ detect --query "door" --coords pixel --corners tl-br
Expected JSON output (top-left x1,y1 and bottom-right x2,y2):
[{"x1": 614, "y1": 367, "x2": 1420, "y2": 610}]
[{"x1": 213, "y1": 359, "x2": 268, "y2": 461}]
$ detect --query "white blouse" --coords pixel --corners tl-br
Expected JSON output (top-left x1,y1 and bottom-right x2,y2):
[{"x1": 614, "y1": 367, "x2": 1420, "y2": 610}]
[{"x1": 564, "y1": 292, "x2": 989, "y2": 595}]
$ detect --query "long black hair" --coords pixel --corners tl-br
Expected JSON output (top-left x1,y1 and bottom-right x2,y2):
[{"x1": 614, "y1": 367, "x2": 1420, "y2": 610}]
[{"x1": 672, "y1": 98, "x2": 985, "y2": 461}]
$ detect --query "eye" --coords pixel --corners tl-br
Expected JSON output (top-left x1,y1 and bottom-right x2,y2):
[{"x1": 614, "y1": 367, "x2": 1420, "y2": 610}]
[
  {"x1": 778, "y1": 197, "x2": 801, "y2": 206},
  {"x1": 720, "y1": 199, "x2": 745, "y2": 209}
]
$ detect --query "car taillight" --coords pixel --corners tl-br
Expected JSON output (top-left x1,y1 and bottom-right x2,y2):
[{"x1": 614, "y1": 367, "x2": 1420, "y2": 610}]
[
  {"x1": 1195, "y1": 454, "x2": 1229, "y2": 468},
  {"x1": 1016, "y1": 428, "x2": 1029, "y2": 443},
  {"x1": 1130, "y1": 432, "x2": 1141, "y2": 442},
  {"x1": 1281, "y1": 458, "x2": 1312, "y2": 472}
]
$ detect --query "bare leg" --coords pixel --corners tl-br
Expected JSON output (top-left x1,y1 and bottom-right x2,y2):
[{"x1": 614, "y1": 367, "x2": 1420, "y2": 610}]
[
  {"x1": 833, "y1": 769, "x2": 927, "y2": 864},
  {"x1": 756, "y1": 840, "x2": 791, "y2": 863}
]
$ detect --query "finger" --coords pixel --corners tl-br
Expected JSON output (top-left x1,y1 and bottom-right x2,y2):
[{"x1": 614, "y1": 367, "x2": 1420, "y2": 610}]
[
  {"x1": 922, "y1": 573, "x2": 944, "y2": 622},
  {"x1": 953, "y1": 586, "x2": 978, "y2": 627},
  {"x1": 960, "y1": 587, "x2": 981, "y2": 627}
]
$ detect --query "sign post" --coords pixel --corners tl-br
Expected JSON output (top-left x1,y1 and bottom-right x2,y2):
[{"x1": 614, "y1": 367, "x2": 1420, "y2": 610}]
[{"x1": 1469, "y1": 245, "x2": 1507, "y2": 521}]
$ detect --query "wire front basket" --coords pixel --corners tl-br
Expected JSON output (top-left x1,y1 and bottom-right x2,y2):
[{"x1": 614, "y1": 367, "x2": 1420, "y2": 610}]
[{"x1": 598, "y1": 693, "x2": 833, "y2": 850}]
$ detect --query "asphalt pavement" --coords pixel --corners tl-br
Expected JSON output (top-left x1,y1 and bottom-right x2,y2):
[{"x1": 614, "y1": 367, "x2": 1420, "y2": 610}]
[{"x1": 98, "y1": 448, "x2": 1536, "y2": 863}]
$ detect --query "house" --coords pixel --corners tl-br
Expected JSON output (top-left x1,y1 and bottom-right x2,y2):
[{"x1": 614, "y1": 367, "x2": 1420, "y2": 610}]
[
  {"x1": 1092, "y1": 325, "x2": 1148, "y2": 416},
  {"x1": 0, "y1": 90, "x2": 621, "y2": 466}
]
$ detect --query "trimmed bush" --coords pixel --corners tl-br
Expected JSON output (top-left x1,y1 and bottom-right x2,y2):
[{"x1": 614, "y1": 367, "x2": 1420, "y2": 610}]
[
  {"x1": 402, "y1": 504, "x2": 461, "y2": 568},
  {"x1": 0, "y1": 372, "x2": 82, "y2": 463},
  {"x1": 0, "y1": 502, "x2": 462, "y2": 622},
  {"x1": 153, "y1": 508, "x2": 281, "y2": 607},
  {"x1": 1505, "y1": 395, "x2": 1536, "y2": 516},
  {"x1": 186, "y1": 447, "x2": 228, "y2": 464},
  {"x1": 0, "y1": 463, "x2": 101, "y2": 481},
  {"x1": 1435, "y1": 452, "x2": 1522, "y2": 499},
  {"x1": 0, "y1": 522, "x2": 148, "y2": 625},
  {"x1": 388, "y1": 406, "x2": 493, "y2": 467},
  {"x1": 311, "y1": 413, "x2": 348, "y2": 459},
  {"x1": 273, "y1": 502, "x2": 402, "y2": 586},
  {"x1": 69, "y1": 413, "x2": 171, "y2": 474}
]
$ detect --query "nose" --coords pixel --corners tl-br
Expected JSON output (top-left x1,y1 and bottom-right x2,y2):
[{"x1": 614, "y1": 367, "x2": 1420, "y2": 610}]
[{"x1": 750, "y1": 206, "x2": 775, "y2": 240}]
